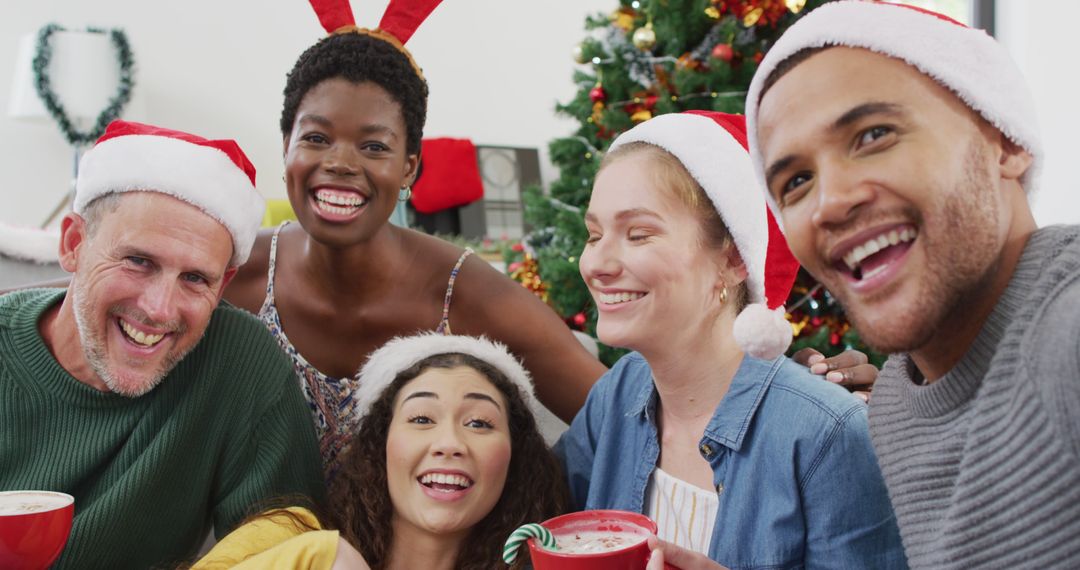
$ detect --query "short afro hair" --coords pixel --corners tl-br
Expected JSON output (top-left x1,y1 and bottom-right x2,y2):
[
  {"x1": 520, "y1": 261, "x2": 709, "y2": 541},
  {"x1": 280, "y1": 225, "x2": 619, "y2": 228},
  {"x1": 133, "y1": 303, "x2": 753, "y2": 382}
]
[{"x1": 280, "y1": 32, "x2": 428, "y2": 156}]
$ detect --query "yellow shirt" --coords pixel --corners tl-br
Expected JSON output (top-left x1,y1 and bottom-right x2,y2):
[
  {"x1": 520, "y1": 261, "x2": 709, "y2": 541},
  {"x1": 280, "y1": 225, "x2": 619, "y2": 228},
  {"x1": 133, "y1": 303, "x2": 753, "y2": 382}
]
[{"x1": 193, "y1": 507, "x2": 339, "y2": 570}]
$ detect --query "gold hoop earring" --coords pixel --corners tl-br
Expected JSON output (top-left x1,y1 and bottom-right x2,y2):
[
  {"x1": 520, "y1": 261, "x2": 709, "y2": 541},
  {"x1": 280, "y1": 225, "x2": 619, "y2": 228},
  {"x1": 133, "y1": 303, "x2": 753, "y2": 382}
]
[
  {"x1": 719, "y1": 285, "x2": 728, "y2": 305},
  {"x1": 399, "y1": 186, "x2": 412, "y2": 202}
]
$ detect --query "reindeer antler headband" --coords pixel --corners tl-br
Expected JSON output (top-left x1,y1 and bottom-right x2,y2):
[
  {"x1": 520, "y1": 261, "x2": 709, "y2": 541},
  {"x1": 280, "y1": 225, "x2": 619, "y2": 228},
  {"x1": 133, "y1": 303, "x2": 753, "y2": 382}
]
[{"x1": 307, "y1": 0, "x2": 443, "y2": 80}]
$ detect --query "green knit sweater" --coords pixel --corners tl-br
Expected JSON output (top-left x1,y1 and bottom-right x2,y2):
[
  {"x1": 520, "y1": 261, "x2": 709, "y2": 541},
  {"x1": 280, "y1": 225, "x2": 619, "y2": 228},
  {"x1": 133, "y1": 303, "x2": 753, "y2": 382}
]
[{"x1": 0, "y1": 289, "x2": 324, "y2": 569}]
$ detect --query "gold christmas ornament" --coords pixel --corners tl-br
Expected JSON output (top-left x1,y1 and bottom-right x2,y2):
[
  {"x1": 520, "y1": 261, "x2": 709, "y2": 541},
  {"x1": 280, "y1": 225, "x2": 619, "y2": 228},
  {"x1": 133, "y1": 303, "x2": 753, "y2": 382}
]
[
  {"x1": 786, "y1": 0, "x2": 807, "y2": 13},
  {"x1": 509, "y1": 253, "x2": 549, "y2": 303},
  {"x1": 704, "y1": 6, "x2": 720, "y2": 19},
  {"x1": 610, "y1": 7, "x2": 636, "y2": 32},
  {"x1": 632, "y1": 22, "x2": 657, "y2": 51},
  {"x1": 591, "y1": 101, "x2": 605, "y2": 125},
  {"x1": 791, "y1": 316, "x2": 808, "y2": 336},
  {"x1": 743, "y1": 7, "x2": 764, "y2": 26},
  {"x1": 630, "y1": 109, "x2": 653, "y2": 123},
  {"x1": 572, "y1": 43, "x2": 586, "y2": 64}
]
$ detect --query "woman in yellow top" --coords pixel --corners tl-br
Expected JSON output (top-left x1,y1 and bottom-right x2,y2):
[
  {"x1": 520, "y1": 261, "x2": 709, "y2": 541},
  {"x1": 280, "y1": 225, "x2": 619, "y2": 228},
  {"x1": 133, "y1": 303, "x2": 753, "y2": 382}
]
[{"x1": 194, "y1": 333, "x2": 567, "y2": 569}]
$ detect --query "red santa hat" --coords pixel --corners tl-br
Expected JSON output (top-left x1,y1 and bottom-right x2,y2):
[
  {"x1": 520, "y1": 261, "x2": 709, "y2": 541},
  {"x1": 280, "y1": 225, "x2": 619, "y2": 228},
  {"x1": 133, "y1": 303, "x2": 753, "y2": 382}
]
[
  {"x1": 352, "y1": 333, "x2": 542, "y2": 422},
  {"x1": 74, "y1": 120, "x2": 264, "y2": 265},
  {"x1": 745, "y1": 0, "x2": 1042, "y2": 226},
  {"x1": 607, "y1": 111, "x2": 800, "y2": 360}
]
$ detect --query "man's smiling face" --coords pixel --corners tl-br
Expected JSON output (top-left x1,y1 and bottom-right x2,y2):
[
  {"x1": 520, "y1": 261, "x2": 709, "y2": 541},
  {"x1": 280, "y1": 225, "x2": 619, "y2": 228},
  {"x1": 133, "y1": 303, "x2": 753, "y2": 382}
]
[
  {"x1": 756, "y1": 47, "x2": 1017, "y2": 354},
  {"x1": 66, "y1": 192, "x2": 234, "y2": 396}
]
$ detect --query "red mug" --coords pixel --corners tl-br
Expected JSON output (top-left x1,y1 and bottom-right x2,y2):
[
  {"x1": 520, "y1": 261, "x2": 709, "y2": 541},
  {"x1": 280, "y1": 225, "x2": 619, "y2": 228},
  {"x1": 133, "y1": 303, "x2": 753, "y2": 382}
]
[
  {"x1": 527, "y1": 509, "x2": 663, "y2": 570},
  {"x1": 0, "y1": 491, "x2": 75, "y2": 570}
]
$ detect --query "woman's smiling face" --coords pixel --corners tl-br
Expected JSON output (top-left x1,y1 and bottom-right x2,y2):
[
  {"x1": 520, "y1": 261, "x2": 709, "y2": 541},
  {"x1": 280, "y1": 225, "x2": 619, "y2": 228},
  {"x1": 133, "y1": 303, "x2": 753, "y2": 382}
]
[
  {"x1": 580, "y1": 151, "x2": 727, "y2": 354},
  {"x1": 386, "y1": 365, "x2": 512, "y2": 538},
  {"x1": 283, "y1": 78, "x2": 418, "y2": 247}
]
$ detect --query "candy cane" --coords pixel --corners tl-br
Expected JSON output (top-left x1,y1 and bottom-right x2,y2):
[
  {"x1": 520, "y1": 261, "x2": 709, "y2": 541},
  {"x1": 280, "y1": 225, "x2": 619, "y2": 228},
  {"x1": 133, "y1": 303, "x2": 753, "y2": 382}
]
[{"x1": 502, "y1": 522, "x2": 557, "y2": 564}]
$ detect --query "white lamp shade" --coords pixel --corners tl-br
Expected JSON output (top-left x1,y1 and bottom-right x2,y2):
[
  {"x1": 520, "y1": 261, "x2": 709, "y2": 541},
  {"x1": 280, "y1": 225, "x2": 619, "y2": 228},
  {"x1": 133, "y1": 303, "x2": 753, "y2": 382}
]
[{"x1": 8, "y1": 30, "x2": 123, "y2": 123}]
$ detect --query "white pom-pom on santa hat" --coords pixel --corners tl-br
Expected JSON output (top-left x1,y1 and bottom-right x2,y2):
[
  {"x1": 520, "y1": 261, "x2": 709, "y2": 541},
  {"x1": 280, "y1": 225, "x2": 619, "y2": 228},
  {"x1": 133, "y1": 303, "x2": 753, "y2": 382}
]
[
  {"x1": 352, "y1": 332, "x2": 543, "y2": 424},
  {"x1": 609, "y1": 111, "x2": 800, "y2": 360},
  {"x1": 732, "y1": 202, "x2": 801, "y2": 360},
  {"x1": 734, "y1": 304, "x2": 793, "y2": 361},
  {"x1": 75, "y1": 120, "x2": 265, "y2": 266},
  {"x1": 745, "y1": 0, "x2": 1042, "y2": 231}
]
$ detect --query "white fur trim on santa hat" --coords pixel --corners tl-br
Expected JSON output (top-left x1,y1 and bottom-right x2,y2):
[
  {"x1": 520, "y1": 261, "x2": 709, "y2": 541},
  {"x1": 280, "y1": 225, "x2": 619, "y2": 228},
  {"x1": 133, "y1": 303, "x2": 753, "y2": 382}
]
[
  {"x1": 352, "y1": 333, "x2": 542, "y2": 424},
  {"x1": 0, "y1": 222, "x2": 59, "y2": 264},
  {"x1": 746, "y1": 0, "x2": 1043, "y2": 230},
  {"x1": 74, "y1": 134, "x2": 265, "y2": 265},
  {"x1": 609, "y1": 113, "x2": 768, "y2": 308},
  {"x1": 733, "y1": 303, "x2": 792, "y2": 360}
]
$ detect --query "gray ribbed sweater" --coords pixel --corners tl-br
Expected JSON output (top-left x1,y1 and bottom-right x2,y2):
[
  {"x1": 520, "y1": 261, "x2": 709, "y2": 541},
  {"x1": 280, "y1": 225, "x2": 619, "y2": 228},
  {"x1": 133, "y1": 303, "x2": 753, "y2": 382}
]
[{"x1": 869, "y1": 225, "x2": 1080, "y2": 569}]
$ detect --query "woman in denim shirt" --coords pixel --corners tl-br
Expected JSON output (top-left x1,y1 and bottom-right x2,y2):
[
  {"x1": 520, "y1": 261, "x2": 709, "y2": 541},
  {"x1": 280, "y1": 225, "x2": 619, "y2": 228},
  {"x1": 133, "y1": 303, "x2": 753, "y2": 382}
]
[{"x1": 556, "y1": 112, "x2": 906, "y2": 569}]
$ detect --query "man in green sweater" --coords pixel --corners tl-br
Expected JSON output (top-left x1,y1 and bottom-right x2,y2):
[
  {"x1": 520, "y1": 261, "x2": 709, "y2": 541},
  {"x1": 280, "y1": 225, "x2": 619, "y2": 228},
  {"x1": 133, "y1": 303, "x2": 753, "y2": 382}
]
[
  {"x1": 0, "y1": 120, "x2": 323, "y2": 569},
  {"x1": 745, "y1": 2, "x2": 1080, "y2": 569}
]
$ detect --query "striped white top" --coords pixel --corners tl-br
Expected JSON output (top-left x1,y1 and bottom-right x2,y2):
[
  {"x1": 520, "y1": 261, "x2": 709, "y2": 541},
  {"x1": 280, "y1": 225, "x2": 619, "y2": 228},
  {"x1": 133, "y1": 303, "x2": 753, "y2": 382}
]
[{"x1": 644, "y1": 467, "x2": 719, "y2": 555}]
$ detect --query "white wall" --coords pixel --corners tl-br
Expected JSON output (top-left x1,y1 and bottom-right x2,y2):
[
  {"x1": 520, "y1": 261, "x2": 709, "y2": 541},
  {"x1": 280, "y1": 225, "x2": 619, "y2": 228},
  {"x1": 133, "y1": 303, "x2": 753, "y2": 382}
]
[
  {"x1": 0, "y1": 0, "x2": 610, "y2": 227},
  {"x1": 996, "y1": 0, "x2": 1080, "y2": 226},
  {"x1": 2, "y1": 1, "x2": 1075, "y2": 228}
]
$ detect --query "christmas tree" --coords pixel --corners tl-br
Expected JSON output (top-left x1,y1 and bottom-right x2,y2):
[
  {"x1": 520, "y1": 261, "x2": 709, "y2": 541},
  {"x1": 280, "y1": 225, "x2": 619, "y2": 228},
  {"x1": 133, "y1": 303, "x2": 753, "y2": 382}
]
[{"x1": 511, "y1": 0, "x2": 884, "y2": 366}]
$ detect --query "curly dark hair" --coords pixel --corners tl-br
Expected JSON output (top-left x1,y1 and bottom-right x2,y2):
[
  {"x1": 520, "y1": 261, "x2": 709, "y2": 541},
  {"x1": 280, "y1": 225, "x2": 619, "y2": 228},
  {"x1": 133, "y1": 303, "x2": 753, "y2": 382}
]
[
  {"x1": 280, "y1": 32, "x2": 428, "y2": 155},
  {"x1": 327, "y1": 353, "x2": 568, "y2": 570}
]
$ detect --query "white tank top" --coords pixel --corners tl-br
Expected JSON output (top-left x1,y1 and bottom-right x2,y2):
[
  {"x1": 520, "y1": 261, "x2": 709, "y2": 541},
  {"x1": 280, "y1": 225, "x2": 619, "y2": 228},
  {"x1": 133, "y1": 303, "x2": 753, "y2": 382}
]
[{"x1": 644, "y1": 466, "x2": 719, "y2": 555}]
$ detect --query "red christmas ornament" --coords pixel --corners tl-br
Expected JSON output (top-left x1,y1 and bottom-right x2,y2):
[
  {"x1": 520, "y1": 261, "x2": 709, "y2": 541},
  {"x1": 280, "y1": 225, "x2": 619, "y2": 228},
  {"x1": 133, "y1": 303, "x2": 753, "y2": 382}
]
[
  {"x1": 589, "y1": 85, "x2": 607, "y2": 103},
  {"x1": 511, "y1": 242, "x2": 525, "y2": 252},
  {"x1": 623, "y1": 94, "x2": 659, "y2": 114},
  {"x1": 508, "y1": 261, "x2": 524, "y2": 273},
  {"x1": 753, "y1": 51, "x2": 764, "y2": 64},
  {"x1": 830, "y1": 333, "x2": 841, "y2": 346},
  {"x1": 711, "y1": 43, "x2": 734, "y2": 62},
  {"x1": 572, "y1": 312, "x2": 587, "y2": 328},
  {"x1": 712, "y1": 0, "x2": 741, "y2": 17}
]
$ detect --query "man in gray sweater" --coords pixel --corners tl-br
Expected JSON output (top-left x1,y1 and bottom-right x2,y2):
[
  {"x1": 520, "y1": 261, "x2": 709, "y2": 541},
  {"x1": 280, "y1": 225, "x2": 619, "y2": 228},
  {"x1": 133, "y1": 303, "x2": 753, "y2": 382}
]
[{"x1": 743, "y1": 2, "x2": 1079, "y2": 568}]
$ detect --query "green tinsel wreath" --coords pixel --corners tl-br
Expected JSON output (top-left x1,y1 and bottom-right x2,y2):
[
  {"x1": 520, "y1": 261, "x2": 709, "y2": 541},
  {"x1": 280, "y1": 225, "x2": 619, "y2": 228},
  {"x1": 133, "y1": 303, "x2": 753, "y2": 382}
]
[{"x1": 32, "y1": 23, "x2": 135, "y2": 146}]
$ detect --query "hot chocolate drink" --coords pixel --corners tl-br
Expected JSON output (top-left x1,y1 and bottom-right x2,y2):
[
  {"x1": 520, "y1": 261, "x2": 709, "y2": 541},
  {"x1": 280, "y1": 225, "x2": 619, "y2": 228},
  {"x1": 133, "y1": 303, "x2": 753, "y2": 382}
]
[
  {"x1": 527, "y1": 509, "x2": 656, "y2": 570},
  {"x1": 0, "y1": 491, "x2": 75, "y2": 569},
  {"x1": 554, "y1": 529, "x2": 648, "y2": 554},
  {"x1": 0, "y1": 492, "x2": 72, "y2": 516}
]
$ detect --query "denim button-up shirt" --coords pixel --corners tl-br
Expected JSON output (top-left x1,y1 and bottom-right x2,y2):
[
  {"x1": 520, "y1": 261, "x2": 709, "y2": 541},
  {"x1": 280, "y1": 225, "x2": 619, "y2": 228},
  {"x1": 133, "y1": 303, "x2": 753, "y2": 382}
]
[{"x1": 555, "y1": 352, "x2": 907, "y2": 570}]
